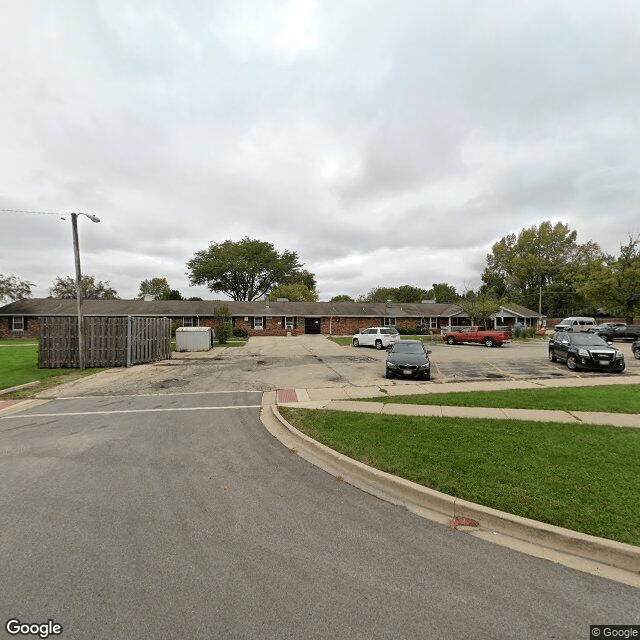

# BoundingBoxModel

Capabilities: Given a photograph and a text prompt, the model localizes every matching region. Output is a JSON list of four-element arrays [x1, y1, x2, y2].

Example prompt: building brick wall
[[0, 316, 40, 339], [231, 316, 305, 336]]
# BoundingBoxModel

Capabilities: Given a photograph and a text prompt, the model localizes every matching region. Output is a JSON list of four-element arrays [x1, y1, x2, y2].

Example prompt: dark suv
[[595, 323, 640, 342], [548, 331, 625, 373]]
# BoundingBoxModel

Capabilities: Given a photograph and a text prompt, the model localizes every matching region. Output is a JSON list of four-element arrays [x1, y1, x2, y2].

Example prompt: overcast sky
[[2, 0, 639, 302]]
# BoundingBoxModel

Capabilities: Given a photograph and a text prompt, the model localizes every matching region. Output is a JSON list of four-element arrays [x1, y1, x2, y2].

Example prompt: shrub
[[216, 321, 233, 344], [513, 328, 536, 339], [233, 328, 248, 338], [396, 326, 415, 335]]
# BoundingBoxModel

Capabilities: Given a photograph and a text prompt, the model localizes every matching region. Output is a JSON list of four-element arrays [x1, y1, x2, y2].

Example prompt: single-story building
[[0, 298, 544, 339]]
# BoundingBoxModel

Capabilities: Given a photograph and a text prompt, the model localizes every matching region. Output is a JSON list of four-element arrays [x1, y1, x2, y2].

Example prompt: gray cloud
[[2, 0, 640, 302]]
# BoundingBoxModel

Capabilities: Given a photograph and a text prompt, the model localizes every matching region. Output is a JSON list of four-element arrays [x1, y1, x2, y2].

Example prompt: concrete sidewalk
[[271, 376, 640, 428]]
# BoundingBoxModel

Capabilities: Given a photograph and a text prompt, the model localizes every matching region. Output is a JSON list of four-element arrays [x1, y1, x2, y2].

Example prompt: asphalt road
[[1, 391, 638, 639]]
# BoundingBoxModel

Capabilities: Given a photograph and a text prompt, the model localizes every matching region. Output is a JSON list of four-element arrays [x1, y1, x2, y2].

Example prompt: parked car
[[385, 340, 431, 380], [352, 327, 401, 350], [633, 339, 640, 360], [595, 323, 640, 342], [586, 321, 626, 334], [548, 331, 625, 372], [442, 326, 512, 347], [553, 317, 597, 332]]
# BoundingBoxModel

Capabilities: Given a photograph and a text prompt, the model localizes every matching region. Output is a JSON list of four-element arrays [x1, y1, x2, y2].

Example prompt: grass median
[[359, 384, 640, 414], [280, 407, 640, 546], [0, 342, 101, 395]]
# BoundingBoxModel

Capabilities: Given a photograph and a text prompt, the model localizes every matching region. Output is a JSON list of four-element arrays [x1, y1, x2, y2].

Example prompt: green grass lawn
[[0, 343, 101, 394], [359, 384, 640, 414], [280, 407, 640, 545]]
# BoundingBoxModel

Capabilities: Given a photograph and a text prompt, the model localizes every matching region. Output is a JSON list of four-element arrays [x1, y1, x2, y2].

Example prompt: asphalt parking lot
[[38, 335, 640, 398]]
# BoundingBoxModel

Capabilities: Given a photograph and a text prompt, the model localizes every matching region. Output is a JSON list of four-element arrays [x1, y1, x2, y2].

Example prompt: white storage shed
[[175, 326, 213, 351]]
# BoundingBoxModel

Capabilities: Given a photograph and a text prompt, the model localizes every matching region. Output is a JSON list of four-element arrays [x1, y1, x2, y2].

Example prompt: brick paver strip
[[277, 389, 298, 403]]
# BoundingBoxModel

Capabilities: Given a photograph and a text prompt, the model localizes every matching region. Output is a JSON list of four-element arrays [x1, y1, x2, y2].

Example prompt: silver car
[[352, 327, 401, 350]]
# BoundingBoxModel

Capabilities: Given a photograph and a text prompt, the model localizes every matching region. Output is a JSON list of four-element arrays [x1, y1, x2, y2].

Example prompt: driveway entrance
[[36, 335, 639, 399]]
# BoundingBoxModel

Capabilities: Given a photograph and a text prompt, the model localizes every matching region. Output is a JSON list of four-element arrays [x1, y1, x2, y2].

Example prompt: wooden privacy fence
[[39, 316, 171, 368]]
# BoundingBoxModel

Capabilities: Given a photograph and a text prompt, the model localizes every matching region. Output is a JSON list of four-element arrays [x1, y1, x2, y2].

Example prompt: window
[[253, 317, 264, 330], [284, 317, 294, 330], [182, 316, 197, 327], [381, 317, 396, 326], [11, 316, 24, 331]]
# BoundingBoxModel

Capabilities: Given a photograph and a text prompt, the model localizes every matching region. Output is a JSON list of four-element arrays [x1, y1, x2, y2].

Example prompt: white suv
[[554, 317, 597, 332], [352, 327, 401, 349]]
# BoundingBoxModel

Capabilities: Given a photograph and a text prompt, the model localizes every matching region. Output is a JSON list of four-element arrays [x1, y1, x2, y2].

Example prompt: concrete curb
[[263, 404, 640, 581], [0, 381, 41, 396]]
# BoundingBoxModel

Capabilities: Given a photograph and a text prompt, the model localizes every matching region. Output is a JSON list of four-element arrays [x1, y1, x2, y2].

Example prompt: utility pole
[[71, 213, 85, 369], [539, 286, 542, 315], [70, 212, 100, 370]]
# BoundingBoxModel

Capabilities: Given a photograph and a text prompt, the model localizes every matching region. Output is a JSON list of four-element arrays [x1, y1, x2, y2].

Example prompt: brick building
[[0, 298, 543, 339]]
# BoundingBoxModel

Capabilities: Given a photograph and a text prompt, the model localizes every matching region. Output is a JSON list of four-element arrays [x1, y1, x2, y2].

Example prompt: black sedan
[[633, 339, 640, 360], [385, 340, 431, 380], [548, 331, 625, 373]]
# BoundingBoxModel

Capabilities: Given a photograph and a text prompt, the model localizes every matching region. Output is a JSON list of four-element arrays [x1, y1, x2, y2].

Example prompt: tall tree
[[187, 237, 306, 301], [360, 285, 427, 303], [138, 277, 171, 300], [330, 295, 355, 302], [425, 283, 458, 303], [0, 274, 33, 302], [49, 275, 118, 299], [481, 221, 607, 316], [280, 269, 317, 294], [577, 235, 640, 322], [457, 293, 502, 327], [269, 283, 318, 302]]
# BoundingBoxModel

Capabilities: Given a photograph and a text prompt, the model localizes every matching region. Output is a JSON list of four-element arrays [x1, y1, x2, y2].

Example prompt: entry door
[[304, 317, 321, 334]]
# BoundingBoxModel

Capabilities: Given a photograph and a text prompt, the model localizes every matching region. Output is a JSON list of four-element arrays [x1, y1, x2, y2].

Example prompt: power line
[[0, 209, 76, 215]]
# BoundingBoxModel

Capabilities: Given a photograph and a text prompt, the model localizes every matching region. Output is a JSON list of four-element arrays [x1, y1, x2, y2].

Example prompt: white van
[[554, 317, 597, 332]]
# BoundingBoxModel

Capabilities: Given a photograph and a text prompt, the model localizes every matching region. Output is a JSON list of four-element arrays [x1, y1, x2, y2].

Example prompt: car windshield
[[571, 334, 609, 347], [391, 343, 423, 354]]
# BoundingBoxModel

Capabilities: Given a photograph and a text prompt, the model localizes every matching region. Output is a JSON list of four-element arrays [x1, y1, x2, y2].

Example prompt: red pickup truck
[[443, 326, 512, 347]]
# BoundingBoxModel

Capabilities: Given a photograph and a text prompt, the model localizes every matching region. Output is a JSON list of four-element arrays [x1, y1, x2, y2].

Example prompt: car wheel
[[484, 337, 495, 347], [566, 355, 579, 371], [385, 370, 392, 379], [548, 350, 557, 362], [352, 338, 359, 347], [446, 336, 456, 345], [424, 372, 431, 381], [615, 362, 626, 373], [375, 339, 383, 350], [634, 348, 640, 360]]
